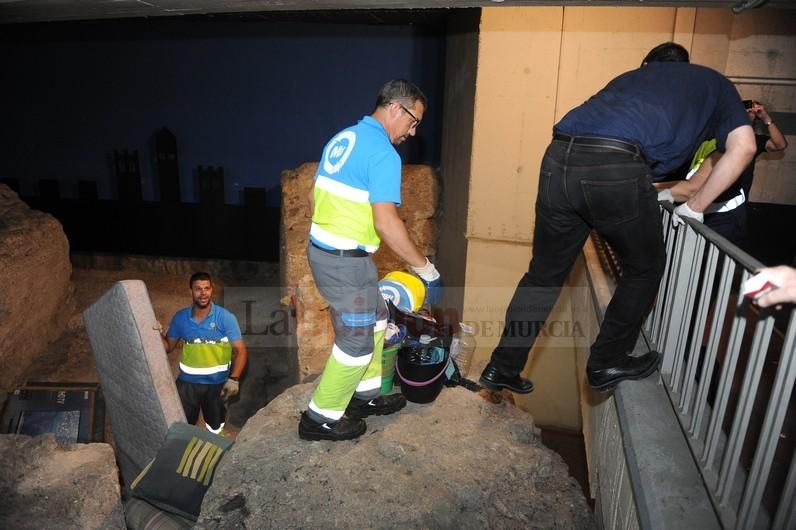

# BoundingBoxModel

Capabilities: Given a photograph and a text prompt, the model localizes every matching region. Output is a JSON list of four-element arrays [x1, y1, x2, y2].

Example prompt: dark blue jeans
[[490, 138, 666, 374]]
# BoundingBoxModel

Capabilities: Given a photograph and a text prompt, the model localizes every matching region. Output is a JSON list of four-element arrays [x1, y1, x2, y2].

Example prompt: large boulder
[[0, 185, 73, 396], [0, 434, 125, 529], [197, 384, 595, 529]]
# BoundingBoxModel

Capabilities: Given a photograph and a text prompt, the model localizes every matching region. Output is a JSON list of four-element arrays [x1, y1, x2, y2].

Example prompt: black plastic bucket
[[395, 346, 450, 404]]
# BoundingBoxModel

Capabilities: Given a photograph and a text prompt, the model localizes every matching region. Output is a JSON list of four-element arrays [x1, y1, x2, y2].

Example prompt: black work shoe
[[298, 411, 366, 441], [587, 351, 660, 392], [479, 362, 534, 394], [345, 394, 407, 419]]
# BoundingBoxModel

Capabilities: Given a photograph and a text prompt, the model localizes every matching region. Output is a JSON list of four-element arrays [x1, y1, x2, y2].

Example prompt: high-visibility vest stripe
[[308, 399, 345, 421], [179, 362, 230, 375], [331, 343, 373, 366], [315, 175, 370, 203], [355, 376, 381, 392], [310, 223, 377, 252]]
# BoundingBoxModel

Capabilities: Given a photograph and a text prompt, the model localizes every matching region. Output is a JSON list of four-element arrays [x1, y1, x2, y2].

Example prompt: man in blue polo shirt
[[479, 42, 756, 394], [162, 272, 248, 434], [299, 79, 443, 441]]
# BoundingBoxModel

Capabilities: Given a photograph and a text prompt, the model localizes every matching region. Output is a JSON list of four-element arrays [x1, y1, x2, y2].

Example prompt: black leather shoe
[[345, 394, 407, 419], [479, 362, 534, 394], [298, 411, 366, 441], [587, 351, 660, 392]]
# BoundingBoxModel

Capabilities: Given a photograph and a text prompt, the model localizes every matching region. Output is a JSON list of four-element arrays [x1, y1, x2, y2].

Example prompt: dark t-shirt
[[555, 62, 749, 177]]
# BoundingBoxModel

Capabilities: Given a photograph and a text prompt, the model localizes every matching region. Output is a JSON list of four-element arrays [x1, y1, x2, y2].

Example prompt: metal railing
[[645, 203, 796, 530]]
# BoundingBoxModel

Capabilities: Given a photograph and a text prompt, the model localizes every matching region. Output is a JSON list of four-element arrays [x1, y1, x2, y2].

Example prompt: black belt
[[311, 241, 369, 257], [553, 133, 643, 158]]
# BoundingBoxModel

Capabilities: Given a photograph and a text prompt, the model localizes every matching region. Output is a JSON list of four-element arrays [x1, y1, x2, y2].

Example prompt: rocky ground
[[0, 434, 125, 529], [3, 257, 595, 529], [198, 383, 596, 530]]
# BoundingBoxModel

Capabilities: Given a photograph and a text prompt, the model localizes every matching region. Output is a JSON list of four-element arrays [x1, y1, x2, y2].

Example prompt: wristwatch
[[765, 119, 773, 126], [228, 376, 239, 382]]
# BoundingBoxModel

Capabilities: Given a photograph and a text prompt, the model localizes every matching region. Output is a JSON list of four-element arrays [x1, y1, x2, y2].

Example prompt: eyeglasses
[[397, 102, 421, 128]]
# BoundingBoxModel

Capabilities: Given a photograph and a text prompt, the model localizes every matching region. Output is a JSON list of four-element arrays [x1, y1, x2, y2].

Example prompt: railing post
[[671, 231, 706, 395], [680, 244, 719, 416], [690, 255, 735, 439], [741, 310, 796, 529], [716, 314, 775, 504], [702, 272, 748, 474], [659, 224, 699, 382], [651, 209, 677, 349]]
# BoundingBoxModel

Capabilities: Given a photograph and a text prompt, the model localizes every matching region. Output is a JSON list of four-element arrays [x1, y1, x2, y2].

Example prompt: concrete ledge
[[582, 237, 720, 530], [615, 373, 720, 530]]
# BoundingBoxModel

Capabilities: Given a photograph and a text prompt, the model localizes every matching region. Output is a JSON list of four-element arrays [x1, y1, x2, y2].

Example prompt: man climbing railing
[[646, 202, 796, 530]]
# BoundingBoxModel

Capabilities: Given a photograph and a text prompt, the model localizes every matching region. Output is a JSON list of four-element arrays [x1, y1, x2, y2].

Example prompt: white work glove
[[411, 258, 440, 282], [672, 201, 703, 227], [411, 258, 443, 305], [220, 378, 240, 403], [657, 189, 674, 203]]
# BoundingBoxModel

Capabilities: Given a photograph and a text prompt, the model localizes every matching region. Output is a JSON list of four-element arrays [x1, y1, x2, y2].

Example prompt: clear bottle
[[450, 323, 476, 377], [418, 334, 434, 363]]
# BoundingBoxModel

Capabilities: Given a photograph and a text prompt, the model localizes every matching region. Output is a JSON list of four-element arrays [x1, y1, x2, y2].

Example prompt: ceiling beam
[[0, 0, 792, 26]]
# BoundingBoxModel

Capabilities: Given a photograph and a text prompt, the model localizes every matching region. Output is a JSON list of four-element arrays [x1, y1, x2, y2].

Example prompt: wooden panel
[[556, 7, 681, 118], [674, 7, 697, 51], [690, 8, 734, 72], [468, 7, 563, 243]]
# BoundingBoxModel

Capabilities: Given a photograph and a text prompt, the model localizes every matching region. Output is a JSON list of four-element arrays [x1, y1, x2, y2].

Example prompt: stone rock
[[296, 307, 334, 378], [0, 185, 73, 397], [197, 384, 595, 529], [0, 434, 125, 529]]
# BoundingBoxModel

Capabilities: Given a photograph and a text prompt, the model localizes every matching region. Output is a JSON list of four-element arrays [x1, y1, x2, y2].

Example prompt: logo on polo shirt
[[323, 131, 356, 175]]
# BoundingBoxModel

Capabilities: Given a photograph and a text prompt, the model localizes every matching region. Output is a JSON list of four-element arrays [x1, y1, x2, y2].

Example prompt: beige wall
[[449, 6, 796, 430]]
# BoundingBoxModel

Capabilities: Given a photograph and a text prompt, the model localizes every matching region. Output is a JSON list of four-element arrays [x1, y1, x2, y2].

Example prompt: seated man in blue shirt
[[479, 42, 756, 394], [161, 272, 248, 434]]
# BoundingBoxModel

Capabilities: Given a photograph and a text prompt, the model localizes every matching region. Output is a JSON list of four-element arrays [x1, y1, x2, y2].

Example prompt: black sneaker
[[345, 394, 407, 419], [298, 411, 366, 441]]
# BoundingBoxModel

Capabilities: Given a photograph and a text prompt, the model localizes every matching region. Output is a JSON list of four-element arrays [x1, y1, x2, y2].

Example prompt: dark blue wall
[[1, 19, 446, 206]]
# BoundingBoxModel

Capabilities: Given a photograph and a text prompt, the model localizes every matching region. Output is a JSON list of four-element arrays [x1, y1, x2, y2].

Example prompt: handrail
[[645, 201, 796, 530]]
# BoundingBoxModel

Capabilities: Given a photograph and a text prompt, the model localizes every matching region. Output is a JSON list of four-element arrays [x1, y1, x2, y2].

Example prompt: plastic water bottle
[[450, 323, 476, 377], [418, 334, 434, 363]]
